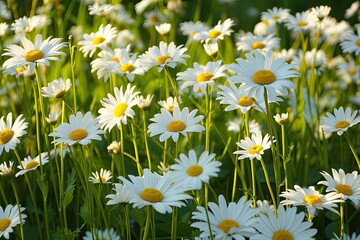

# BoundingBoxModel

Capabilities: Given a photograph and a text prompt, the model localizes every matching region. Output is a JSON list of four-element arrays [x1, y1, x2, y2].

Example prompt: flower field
[[0, 0, 360, 239]]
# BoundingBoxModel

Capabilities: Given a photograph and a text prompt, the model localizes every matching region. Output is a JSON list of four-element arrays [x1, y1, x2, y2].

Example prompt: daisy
[[143, 10, 165, 28], [253, 20, 277, 36], [333, 233, 360, 240], [318, 169, 360, 205], [226, 118, 262, 134], [0, 23, 9, 37], [180, 21, 209, 40], [135, 0, 158, 14], [10, 15, 41, 36], [110, 5, 135, 26], [261, 7, 290, 23], [106, 183, 133, 205], [2, 34, 67, 73], [170, 149, 221, 190], [82, 228, 120, 240], [274, 112, 289, 125], [78, 24, 118, 57], [280, 185, 343, 218], [285, 11, 319, 33], [46, 111, 61, 126], [256, 200, 274, 216], [137, 41, 189, 72], [234, 132, 272, 161], [340, 29, 360, 56], [228, 50, 298, 101], [194, 18, 234, 44], [89, 168, 112, 184], [250, 205, 317, 240], [107, 141, 120, 154], [0, 204, 27, 240], [15, 153, 49, 177], [148, 106, 205, 142], [41, 77, 71, 98], [236, 33, 280, 54], [90, 48, 119, 82], [88, 2, 114, 16], [158, 96, 179, 111], [0, 113, 28, 156], [336, 58, 359, 84], [155, 23, 171, 35], [0, 1, 10, 20], [98, 84, 141, 132], [320, 106, 360, 136], [203, 42, 219, 57], [119, 169, 191, 214], [176, 60, 227, 93], [345, 1, 360, 19], [0, 161, 14, 178], [49, 111, 105, 145], [191, 195, 259, 239], [136, 94, 154, 110], [311, 5, 331, 20]]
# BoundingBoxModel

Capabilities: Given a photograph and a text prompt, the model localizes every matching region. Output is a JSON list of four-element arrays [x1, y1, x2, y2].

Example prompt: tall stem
[[260, 158, 277, 212], [142, 111, 152, 170], [344, 132, 360, 170]]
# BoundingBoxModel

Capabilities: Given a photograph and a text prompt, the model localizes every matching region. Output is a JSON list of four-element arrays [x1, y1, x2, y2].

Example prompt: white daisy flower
[[109, 48, 144, 82], [10, 15, 41, 36], [106, 183, 133, 205], [274, 112, 289, 125], [88, 2, 114, 16], [340, 29, 360, 56], [256, 199, 274, 216], [311, 5, 331, 20], [41, 77, 71, 98], [203, 42, 219, 57], [0, 113, 28, 156], [320, 106, 360, 136], [236, 33, 280, 54], [0, 204, 27, 240], [0, 1, 11, 20], [318, 169, 360, 205], [180, 21, 209, 40], [158, 96, 179, 111], [143, 10, 165, 28], [0, 22, 9, 37], [280, 185, 343, 217], [228, 50, 298, 101], [78, 24, 118, 57], [250, 205, 317, 240], [261, 7, 290, 23], [226, 118, 262, 134], [0, 160, 14, 177], [49, 111, 105, 145], [234, 132, 272, 160], [90, 48, 119, 82], [82, 228, 120, 240], [89, 168, 112, 184], [192, 195, 259, 239], [148, 106, 205, 142], [194, 18, 234, 44], [345, 1, 360, 19], [135, 0, 158, 14], [46, 111, 61, 126], [136, 94, 154, 110], [333, 233, 360, 240], [170, 149, 221, 190], [2, 34, 67, 73], [107, 141, 120, 154], [155, 23, 171, 35], [176, 60, 227, 93], [119, 169, 192, 214], [285, 10, 319, 33], [138, 41, 189, 72], [98, 84, 141, 132], [336, 58, 359, 84], [15, 153, 49, 177]]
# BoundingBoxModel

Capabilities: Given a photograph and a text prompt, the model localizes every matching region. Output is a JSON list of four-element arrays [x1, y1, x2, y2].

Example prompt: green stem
[[131, 122, 143, 176], [120, 123, 125, 177], [281, 125, 288, 192], [124, 205, 131, 240], [204, 184, 214, 240], [143, 206, 152, 240], [143, 111, 152, 170], [260, 158, 277, 212], [344, 132, 360, 170], [10, 180, 25, 240], [171, 207, 178, 240], [162, 140, 168, 166], [164, 67, 181, 106], [69, 41, 77, 112], [340, 202, 344, 240]]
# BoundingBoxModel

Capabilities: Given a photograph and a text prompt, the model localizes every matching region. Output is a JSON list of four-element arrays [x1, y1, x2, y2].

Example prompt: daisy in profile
[[136, 94, 154, 110], [192, 195, 258, 239], [261, 7, 290, 23], [256, 200, 274, 216], [107, 141, 120, 154], [280, 185, 343, 218], [274, 112, 289, 125], [180, 21, 209, 40], [228, 50, 298, 101], [320, 106, 360, 136], [340, 29, 360, 56], [236, 33, 280, 54], [88, 2, 114, 16], [345, 1, 360, 19], [194, 18, 234, 44], [170, 149, 221, 190], [41, 77, 71, 98], [311, 5, 331, 20], [203, 42, 219, 57], [176, 60, 227, 93], [98, 84, 140, 132], [89, 168, 112, 184], [78, 24, 118, 57], [148, 106, 205, 142], [158, 96, 179, 111], [135, 0, 158, 14], [250, 205, 317, 240], [15, 153, 49, 177], [285, 10, 319, 33], [234, 132, 272, 161], [49, 111, 104, 145], [2, 34, 67, 73], [106, 183, 133, 205], [0, 113, 28, 156], [109, 48, 144, 82], [0, 161, 14, 178], [318, 169, 360, 205], [0, 204, 27, 240], [155, 23, 171, 35], [138, 41, 189, 72], [82, 228, 120, 240], [226, 118, 262, 134], [119, 169, 191, 214]]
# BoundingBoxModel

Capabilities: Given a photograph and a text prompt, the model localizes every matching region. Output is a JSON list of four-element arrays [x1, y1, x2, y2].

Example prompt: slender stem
[[204, 184, 214, 240], [131, 122, 143, 176], [340, 202, 344, 240], [171, 207, 178, 240], [120, 123, 125, 177], [10, 180, 25, 240], [143, 111, 152, 170], [281, 125, 288, 192], [344, 132, 360, 170], [260, 158, 277, 212], [25, 174, 43, 240], [164, 67, 180, 106], [162, 140, 168, 166], [205, 86, 213, 152], [124, 205, 131, 240], [69, 41, 77, 112], [143, 206, 152, 240]]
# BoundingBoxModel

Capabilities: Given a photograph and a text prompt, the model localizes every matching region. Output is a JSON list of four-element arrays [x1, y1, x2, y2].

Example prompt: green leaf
[[62, 168, 76, 208]]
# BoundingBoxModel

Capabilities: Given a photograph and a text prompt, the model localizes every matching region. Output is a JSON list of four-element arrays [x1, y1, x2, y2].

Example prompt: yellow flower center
[[111, 57, 119, 62], [120, 63, 135, 73], [238, 96, 254, 107], [149, 16, 159, 24], [140, 188, 164, 203], [348, 69, 356, 75], [156, 55, 172, 64], [68, 128, 88, 141], [335, 120, 350, 129], [190, 31, 196, 36], [16, 66, 26, 74], [196, 73, 214, 82], [272, 230, 294, 240], [24, 50, 44, 62], [252, 41, 265, 49], [252, 70, 276, 85], [25, 160, 39, 170], [304, 194, 323, 205], [336, 184, 353, 196], [0, 129, 14, 145], [167, 105, 175, 112], [249, 145, 263, 155], [209, 30, 221, 38], [297, 21, 308, 27], [0, 218, 11, 231], [92, 36, 106, 45], [114, 103, 128, 117], [217, 219, 239, 233], [187, 165, 203, 176], [356, 38, 360, 47], [96, 176, 107, 183], [262, 20, 269, 25], [272, 15, 280, 20], [55, 90, 67, 98], [167, 120, 186, 132]]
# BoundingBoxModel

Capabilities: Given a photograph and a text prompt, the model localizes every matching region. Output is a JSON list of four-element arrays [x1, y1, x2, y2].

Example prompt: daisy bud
[[203, 42, 218, 57], [274, 113, 289, 125], [0, 161, 14, 178], [46, 111, 61, 125], [107, 141, 121, 154]]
